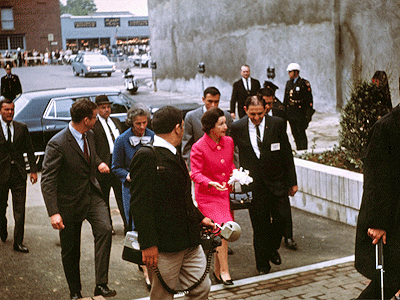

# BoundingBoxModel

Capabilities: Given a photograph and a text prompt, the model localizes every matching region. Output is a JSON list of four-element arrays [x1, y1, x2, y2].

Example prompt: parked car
[[127, 52, 151, 67], [71, 53, 116, 77], [12, 87, 201, 168]]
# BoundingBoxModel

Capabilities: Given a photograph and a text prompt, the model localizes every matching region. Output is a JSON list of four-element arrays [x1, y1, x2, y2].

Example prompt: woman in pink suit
[[190, 107, 236, 285]]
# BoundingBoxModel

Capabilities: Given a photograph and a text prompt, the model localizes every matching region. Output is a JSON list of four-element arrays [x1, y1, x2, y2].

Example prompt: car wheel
[[107, 73, 112, 77], [82, 70, 88, 77], [73, 68, 79, 76]]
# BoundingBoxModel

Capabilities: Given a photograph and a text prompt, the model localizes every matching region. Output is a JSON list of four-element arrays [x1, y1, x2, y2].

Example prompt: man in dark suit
[[93, 95, 126, 232], [355, 105, 400, 299], [230, 65, 261, 119], [130, 106, 215, 299], [283, 63, 314, 150], [230, 95, 297, 274], [1, 64, 22, 100], [257, 87, 297, 250], [0, 98, 37, 253], [41, 99, 116, 300], [182, 86, 233, 169]]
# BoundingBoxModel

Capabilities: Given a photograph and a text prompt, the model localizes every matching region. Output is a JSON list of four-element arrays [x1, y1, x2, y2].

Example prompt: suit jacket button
[[220, 159, 225, 163], [217, 146, 221, 150]]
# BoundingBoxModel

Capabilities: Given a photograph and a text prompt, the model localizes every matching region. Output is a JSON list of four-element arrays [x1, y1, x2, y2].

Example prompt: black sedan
[[13, 87, 200, 168]]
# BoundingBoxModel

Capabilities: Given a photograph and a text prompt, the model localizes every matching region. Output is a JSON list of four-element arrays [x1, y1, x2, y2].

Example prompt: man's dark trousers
[[248, 186, 284, 271], [97, 169, 126, 230], [0, 164, 26, 244], [59, 189, 112, 294]]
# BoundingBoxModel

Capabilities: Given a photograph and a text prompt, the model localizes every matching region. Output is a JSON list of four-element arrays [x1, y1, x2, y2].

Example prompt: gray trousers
[[59, 193, 112, 294], [149, 245, 211, 300]]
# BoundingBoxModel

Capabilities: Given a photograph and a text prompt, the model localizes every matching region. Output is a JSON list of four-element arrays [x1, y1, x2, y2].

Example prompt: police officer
[[283, 63, 314, 150], [1, 64, 22, 101]]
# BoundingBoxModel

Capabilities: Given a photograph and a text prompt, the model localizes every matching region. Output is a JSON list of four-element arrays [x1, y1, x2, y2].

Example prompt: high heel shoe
[[213, 272, 223, 284], [145, 277, 151, 291], [220, 274, 234, 286]]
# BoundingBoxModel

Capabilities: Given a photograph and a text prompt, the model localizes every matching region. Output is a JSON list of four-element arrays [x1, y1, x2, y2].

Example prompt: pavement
[[0, 67, 375, 300]]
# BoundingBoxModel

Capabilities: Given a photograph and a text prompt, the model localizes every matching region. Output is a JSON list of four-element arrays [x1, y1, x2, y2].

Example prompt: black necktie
[[82, 133, 90, 162], [246, 79, 250, 93], [7, 123, 12, 145], [256, 125, 262, 150], [106, 119, 115, 142]]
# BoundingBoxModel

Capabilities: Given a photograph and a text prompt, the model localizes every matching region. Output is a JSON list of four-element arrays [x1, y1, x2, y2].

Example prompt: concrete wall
[[148, 0, 400, 112], [292, 158, 363, 226]]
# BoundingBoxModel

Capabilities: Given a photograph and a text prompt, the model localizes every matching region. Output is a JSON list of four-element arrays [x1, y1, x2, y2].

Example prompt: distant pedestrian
[[1, 63, 22, 100], [0, 98, 37, 253], [41, 99, 117, 300], [283, 63, 314, 150], [230, 65, 261, 119]]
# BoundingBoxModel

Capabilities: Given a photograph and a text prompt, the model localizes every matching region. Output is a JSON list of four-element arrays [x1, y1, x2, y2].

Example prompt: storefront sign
[[128, 20, 148, 26], [104, 18, 120, 27], [74, 21, 96, 28]]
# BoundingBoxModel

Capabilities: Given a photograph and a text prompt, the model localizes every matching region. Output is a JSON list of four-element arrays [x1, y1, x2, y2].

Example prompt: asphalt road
[[0, 64, 355, 300]]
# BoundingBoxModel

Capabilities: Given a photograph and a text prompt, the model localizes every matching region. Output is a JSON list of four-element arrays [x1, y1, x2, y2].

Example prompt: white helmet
[[286, 63, 300, 72], [219, 221, 241, 242]]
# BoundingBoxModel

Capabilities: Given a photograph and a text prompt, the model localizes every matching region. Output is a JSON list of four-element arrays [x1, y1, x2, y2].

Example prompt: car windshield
[[84, 56, 109, 64], [13, 94, 31, 117]]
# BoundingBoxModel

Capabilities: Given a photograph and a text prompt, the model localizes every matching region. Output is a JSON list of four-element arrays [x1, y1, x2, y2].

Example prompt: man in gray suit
[[41, 99, 116, 300], [182, 86, 233, 169]]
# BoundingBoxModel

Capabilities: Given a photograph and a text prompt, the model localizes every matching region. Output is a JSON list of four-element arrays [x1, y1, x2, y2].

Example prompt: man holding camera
[[130, 106, 215, 299]]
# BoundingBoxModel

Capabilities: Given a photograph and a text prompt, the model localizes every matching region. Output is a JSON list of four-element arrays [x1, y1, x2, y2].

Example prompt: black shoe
[[94, 284, 117, 297], [285, 238, 298, 250], [228, 247, 234, 255], [13, 243, 29, 253], [270, 250, 281, 265], [220, 274, 234, 286], [213, 272, 223, 284], [258, 265, 271, 275], [70, 292, 82, 300]]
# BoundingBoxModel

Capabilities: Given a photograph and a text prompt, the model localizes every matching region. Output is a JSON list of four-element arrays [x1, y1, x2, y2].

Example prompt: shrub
[[339, 80, 391, 164]]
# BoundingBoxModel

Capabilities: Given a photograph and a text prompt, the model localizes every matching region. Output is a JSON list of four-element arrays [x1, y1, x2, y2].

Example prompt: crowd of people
[[2, 58, 399, 300]]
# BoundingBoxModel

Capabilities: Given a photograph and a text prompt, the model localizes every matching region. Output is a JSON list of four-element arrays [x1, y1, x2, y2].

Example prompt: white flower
[[228, 167, 253, 186]]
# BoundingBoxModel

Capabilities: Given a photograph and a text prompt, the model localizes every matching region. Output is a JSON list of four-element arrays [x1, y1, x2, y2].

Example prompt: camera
[[200, 231, 221, 253]]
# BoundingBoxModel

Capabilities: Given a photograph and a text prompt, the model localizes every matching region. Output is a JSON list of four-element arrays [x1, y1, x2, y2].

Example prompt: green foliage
[[299, 79, 391, 173], [297, 145, 363, 173], [60, 0, 96, 16], [339, 81, 390, 163]]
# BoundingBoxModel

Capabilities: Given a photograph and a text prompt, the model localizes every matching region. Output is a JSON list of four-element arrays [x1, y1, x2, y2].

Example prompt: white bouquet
[[228, 167, 253, 186]]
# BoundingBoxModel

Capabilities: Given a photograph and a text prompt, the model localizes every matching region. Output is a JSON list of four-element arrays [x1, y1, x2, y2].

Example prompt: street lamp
[[198, 62, 205, 93], [150, 60, 157, 92]]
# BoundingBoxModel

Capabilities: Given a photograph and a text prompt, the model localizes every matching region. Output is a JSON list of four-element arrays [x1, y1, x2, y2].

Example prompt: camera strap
[[152, 246, 214, 295]]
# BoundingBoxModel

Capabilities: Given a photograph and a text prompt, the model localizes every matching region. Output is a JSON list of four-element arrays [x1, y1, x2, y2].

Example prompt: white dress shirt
[[1, 118, 13, 142], [242, 77, 251, 91], [98, 116, 120, 154], [69, 122, 90, 156], [248, 117, 265, 159], [153, 135, 177, 155]]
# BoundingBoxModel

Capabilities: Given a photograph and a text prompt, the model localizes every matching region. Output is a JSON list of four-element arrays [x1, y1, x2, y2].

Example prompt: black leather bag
[[122, 231, 144, 265], [230, 183, 252, 210]]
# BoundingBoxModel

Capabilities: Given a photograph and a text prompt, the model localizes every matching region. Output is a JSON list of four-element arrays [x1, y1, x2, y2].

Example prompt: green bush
[[339, 80, 391, 165], [298, 80, 391, 173]]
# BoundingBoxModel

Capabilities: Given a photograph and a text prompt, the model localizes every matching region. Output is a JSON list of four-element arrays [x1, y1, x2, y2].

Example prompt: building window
[[1, 8, 14, 30], [10, 35, 23, 49]]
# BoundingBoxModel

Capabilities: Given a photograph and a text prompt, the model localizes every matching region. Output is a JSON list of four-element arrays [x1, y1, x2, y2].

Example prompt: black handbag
[[122, 230, 144, 265], [230, 182, 252, 210]]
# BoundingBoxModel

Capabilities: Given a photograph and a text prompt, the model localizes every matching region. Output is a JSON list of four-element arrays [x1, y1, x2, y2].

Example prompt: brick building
[[0, 0, 61, 52]]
